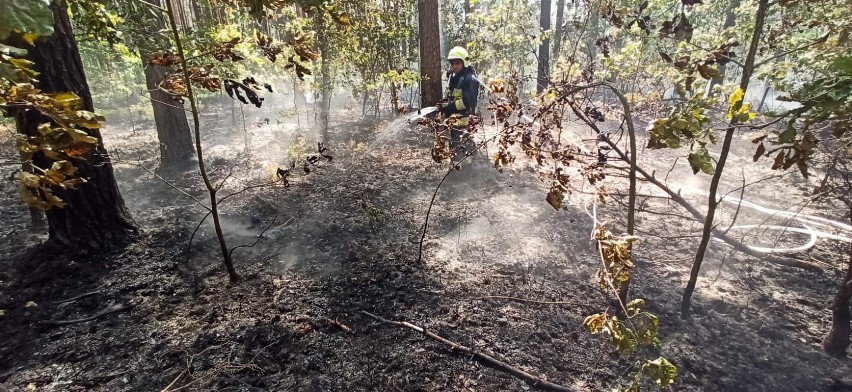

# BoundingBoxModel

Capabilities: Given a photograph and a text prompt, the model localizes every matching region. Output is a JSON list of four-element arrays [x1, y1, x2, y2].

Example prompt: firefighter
[[439, 46, 479, 160]]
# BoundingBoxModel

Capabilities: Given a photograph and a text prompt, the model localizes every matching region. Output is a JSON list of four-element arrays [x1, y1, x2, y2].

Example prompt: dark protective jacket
[[441, 66, 479, 117]]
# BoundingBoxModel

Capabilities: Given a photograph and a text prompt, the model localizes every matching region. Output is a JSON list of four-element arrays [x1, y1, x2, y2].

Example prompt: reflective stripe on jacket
[[443, 66, 479, 117]]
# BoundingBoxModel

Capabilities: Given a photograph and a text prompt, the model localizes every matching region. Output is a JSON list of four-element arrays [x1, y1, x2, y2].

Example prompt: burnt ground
[[1, 104, 851, 392]]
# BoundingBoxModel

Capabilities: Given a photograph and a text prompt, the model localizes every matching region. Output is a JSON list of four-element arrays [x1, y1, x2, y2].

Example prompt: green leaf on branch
[[688, 142, 715, 175], [641, 357, 678, 386], [0, 0, 54, 41], [832, 56, 852, 76], [778, 125, 797, 144]]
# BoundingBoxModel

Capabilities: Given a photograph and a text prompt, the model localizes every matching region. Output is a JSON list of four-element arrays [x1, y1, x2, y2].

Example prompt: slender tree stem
[[164, 0, 238, 282], [681, 0, 771, 317]]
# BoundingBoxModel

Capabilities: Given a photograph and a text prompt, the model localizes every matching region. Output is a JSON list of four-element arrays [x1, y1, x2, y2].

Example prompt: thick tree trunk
[[823, 210, 852, 356], [140, 50, 196, 170], [12, 0, 137, 252], [418, 0, 443, 107], [536, 0, 552, 94]]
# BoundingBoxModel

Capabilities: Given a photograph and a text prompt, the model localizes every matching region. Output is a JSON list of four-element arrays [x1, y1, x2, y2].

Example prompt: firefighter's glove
[[439, 101, 453, 116]]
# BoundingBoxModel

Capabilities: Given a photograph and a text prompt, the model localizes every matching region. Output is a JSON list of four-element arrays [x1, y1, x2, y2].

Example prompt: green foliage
[[587, 215, 675, 391], [0, 0, 54, 43], [0, 0, 107, 211], [466, 0, 538, 81], [646, 92, 719, 175], [68, 0, 123, 44]]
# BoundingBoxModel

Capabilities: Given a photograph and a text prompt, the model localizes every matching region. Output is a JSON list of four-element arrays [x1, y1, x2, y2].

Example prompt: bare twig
[[54, 290, 102, 304], [601, 137, 822, 271], [480, 295, 577, 305], [160, 370, 187, 392], [228, 217, 289, 258], [40, 302, 136, 326], [360, 311, 575, 392], [129, 161, 210, 211], [325, 317, 354, 334], [417, 133, 501, 263], [185, 211, 212, 263], [217, 178, 282, 204]]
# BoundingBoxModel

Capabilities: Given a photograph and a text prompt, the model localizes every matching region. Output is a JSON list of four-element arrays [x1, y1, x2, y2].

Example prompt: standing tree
[[418, 0, 442, 107], [118, 0, 196, 171], [536, 0, 551, 94], [317, 13, 332, 143], [2, 0, 138, 252], [681, 0, 770, 317], [551, 0, 565, 66]]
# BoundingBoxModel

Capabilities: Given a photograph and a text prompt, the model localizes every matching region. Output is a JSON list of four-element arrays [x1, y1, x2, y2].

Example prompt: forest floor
[[1, 103, 851, 392]]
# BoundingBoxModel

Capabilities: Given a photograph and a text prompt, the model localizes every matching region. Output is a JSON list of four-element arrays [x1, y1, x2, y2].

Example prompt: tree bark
[[823, 208, 852, 356], [140, 49, 196, 170], [681, 0, 769, 318], [536, 0, 552, 94], [704, 0, 739, 98], [418, 0, 443, 107], [552, 0, 565, 66], [12, 0, 137, 252], [135, 6, 195, 172], [317, 15, 332, 143]]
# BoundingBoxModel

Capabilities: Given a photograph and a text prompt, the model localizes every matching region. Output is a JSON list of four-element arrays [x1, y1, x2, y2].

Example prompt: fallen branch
[[159, 369, 187, 392], [40, 302, 136, 326], [360, 311, 575, 392], [54, 290, 101, 304], [480, 295, 577, 305], [325, 317, 354, 334]]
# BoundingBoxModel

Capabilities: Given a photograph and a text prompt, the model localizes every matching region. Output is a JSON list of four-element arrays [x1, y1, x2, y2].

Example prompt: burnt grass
[[1, 108, 851, 392]]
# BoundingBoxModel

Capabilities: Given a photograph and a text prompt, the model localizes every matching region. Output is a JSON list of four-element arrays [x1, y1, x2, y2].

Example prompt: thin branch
[[753, 33, 830, 69], [417, 132, 502, 264], [54, 290, 102, 304], [185, 211, 212, 263], [128, 161, 210, 211], [480, 296, 577, 305], [217, 178, 282, 204], [39, 302, 137, 326], [228, 217, 290, 258], [135, 0, 166, 11], [360, 311, 575, 392]]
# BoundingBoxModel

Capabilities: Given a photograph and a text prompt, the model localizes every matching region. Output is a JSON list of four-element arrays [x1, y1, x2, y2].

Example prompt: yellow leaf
[[19, 172, 41, 188], [726, 88, 744, 119], [22, 33, 38, 46], [48, 92, 82, 111], [25, 301, 38, 308], [729, 88, 743, 104]]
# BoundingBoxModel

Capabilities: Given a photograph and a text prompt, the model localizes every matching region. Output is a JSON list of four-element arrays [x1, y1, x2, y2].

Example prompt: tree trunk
[[704, 0, 739, 98], [12, 0, 137, 252], [136, 7, 195, 171], [552, 0, 565, 67], [681, 0, 769, 318], [317, 16, 332, 144], [19, 150, 46, 232], [586, 7, 600, 65], [140, 49, 196, 170], [823, 209, 852, 356], [418, 0, 443, 107], [536, 0, 552, 94]]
